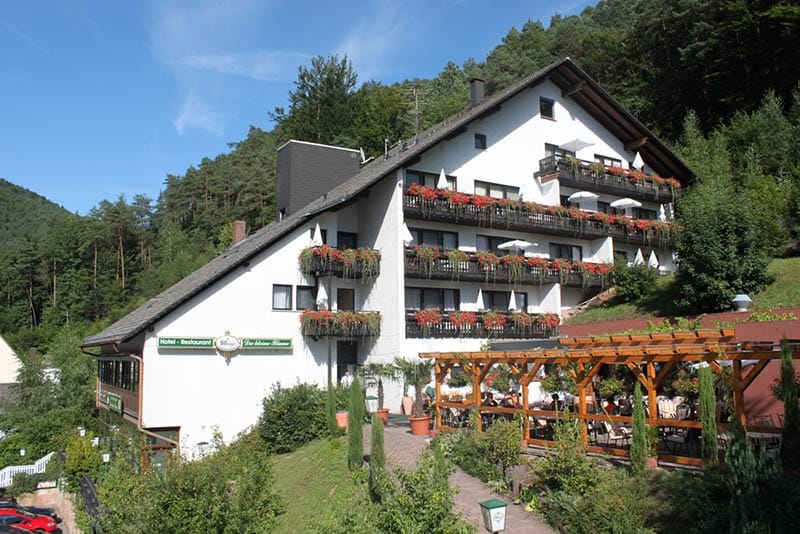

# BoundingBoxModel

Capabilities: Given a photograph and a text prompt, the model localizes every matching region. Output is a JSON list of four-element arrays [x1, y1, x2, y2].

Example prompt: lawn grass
[[270, 437, 365, 531], [564, 303, 656, 324], [753, 257, 800, 310]]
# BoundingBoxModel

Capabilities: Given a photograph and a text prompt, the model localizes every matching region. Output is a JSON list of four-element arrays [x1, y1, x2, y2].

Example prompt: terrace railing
[[402, 193, 673, 248], [403, 247, 610, 288], [405, 310, 557, 339], [536, 155, 680, 202], [300, 310, 381, 338], [0, 451, 54, 488]]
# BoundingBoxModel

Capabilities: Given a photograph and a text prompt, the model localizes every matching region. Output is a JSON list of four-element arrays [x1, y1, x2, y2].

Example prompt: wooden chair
[[663, 427, 690, 454], [601, 421, 630, 448]]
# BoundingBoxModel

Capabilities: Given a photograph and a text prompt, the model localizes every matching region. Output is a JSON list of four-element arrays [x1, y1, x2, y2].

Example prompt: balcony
[[406, 309, 558, 339], [299, 246, 380, 280], [402, 187, 673, 248], [98, 384, 139, 420], [404, 247, 611, 288], [300, 310, 381, 338], [536, 156, 680, 203]]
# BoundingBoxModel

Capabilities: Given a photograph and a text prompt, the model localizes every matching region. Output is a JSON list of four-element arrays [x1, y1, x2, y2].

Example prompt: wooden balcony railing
[[300, 310, 381, 338], [299, 246, 380, 280], [98, 384, 139, 419], [405, 310, 558, 339], [402, 192, 673, 248], [536, 155, 680, 202], [404, 247, 611, 288]]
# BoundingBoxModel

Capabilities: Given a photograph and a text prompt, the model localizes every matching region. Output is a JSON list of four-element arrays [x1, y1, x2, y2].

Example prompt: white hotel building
[[83, 59, 692, 457]]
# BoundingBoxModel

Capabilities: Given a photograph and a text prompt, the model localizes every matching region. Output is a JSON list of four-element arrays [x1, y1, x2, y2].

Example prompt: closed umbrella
[[610, 197, 642, 210], [316, 282, 329, 311], [477, 288, 485, 311], [648, 250, 659, 269], [633, 248, 645, 265], [311, 223, 323, 246], [658, 204, 667, 222], [632, 151, 645, 170], [520, 180, 537, 202], [437, 168, 449, 189], [402, 222, 415, 246], [509, 290, 518, 311]]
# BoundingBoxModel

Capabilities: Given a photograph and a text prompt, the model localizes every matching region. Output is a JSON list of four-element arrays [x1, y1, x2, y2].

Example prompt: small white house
[[83, 58, 693, 457], [0, 335, 21, 403]]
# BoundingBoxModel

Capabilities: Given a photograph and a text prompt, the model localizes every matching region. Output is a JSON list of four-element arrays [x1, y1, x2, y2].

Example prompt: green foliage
[[97, 430, 283, 534], [393, 357, 433, 417], [348, 379, 364, 470], [369, 414, 385, 480], [612, 262, 659, 303], [539, 411, 597, 495], [629, 382, 649, 476], [326, 384, 342, 439], [64, 431, 103, 486], [753, 258, 800, 311], [258, 382, 327, 453], [778, 340, 800, 473], [698, 367, 719, 470]]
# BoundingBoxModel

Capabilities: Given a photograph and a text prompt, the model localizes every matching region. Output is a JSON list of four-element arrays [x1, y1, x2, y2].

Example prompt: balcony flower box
[[301, 310, 381, 338], [299, 245, 381, 281]]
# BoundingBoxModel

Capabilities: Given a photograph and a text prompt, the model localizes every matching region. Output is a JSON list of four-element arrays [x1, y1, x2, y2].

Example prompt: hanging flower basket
[[414, 245, 441, 278], [476, 251, 500, 282], [482, 311, 506, 336], [445, 249, 469, 280], [415, 308, 443, 337], [502, 254, 526, 286], [448, 310, 477, 335]]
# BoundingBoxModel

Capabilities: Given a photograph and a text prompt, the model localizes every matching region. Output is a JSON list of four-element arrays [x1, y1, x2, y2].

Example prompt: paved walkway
[[365, 419, 554, 534]]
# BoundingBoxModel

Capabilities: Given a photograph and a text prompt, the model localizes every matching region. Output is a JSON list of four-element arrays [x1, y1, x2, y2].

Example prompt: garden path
[[366, 417, 554, 533]]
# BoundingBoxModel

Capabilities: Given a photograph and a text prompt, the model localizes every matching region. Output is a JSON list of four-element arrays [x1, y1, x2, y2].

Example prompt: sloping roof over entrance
[[83, 58, 692, 348]]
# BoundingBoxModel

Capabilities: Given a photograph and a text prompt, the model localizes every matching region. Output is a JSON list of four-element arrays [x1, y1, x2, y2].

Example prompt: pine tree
[[348, 378, 364, 470], [629, 381, 648, 476], [699, 366, 719, 470]]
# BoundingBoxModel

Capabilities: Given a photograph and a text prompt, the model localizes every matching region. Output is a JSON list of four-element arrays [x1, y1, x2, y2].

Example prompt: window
[[633, 207, 657, 220], [405, 170, 457, 191], [98, 359, 139, 392], [597, 201, 624, 215], [540, 97, 555, 119], [594, 154, 621, 167], [544, 143, 575, 161], [474, 180, 519, 200], [272, 284, 292, 310], [474, 133, 487, 149], [337, 232, 358, 249], [549, 243, 583, 261], [476, 234, 520, 255], [405, 287, 459, 311], [296, 286, 315, 310], [337, 288, 355, 311], [408, 228, 458, 249], [483, 291, 509, 311]]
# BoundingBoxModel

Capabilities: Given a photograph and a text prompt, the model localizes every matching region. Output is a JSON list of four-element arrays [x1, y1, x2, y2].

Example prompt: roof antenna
[[359, 147, 374, 165], [384, 136, 390, 160]]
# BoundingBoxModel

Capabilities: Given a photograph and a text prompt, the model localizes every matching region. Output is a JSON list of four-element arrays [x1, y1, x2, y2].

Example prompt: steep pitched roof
[[83, 58, 691, 348]]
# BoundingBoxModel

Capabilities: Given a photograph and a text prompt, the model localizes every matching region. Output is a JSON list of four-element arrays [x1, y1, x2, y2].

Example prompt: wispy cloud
[[173, 92, 225, 136], [335, 2, 410, 80], [0, 15, 54, 60], [179, 50, 309, 81]]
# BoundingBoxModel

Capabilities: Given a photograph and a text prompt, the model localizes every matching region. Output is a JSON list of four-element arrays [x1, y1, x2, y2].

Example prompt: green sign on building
[[158, 337, 214, 348], [241, 338, 292, 350], [107, 392, 122, 414]]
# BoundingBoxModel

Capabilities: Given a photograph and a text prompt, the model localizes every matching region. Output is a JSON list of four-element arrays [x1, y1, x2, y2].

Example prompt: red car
[[0, 509, 58, 533]]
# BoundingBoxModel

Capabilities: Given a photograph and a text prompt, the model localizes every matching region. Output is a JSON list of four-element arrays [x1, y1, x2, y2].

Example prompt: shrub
[[538, 411, 598, 495], [698, 367, 718, 470], [259, 382, 327, 453], [629, 382, 649, 476], [437, 419, 521, 486], [326, 385, 342, 439], [348, 379, 365, 470], [612, 262, 659, 303]]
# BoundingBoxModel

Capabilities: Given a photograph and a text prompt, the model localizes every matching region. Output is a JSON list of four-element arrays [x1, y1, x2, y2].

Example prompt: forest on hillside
[[1, 0, 799, 355]]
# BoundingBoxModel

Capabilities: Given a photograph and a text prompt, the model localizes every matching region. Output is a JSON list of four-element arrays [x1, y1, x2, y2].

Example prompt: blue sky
[[0, 1, 595, 215]]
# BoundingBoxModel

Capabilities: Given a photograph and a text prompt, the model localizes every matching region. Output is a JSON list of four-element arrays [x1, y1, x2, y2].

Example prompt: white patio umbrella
[[402, 222, 415, 246], [633, 248, 645, 265], [567, 191, 599, 202], [311, 223, 323, 246], [519, 180, 537, 202], [560, 138, 594, 153], [315, 282, 329, 311], [437, 168, 449, 189], [497, 239, 535, 254], [610, 197, 642, 210], [509, 290, 518, 311], [477, 288, 485, 311], [648, 250, 659, 269], [632, 151, 645, 170]]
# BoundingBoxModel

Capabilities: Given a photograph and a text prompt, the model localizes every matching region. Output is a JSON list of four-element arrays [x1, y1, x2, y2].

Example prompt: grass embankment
[[567, 257, 800, 325], [271, 437, 360, 531]]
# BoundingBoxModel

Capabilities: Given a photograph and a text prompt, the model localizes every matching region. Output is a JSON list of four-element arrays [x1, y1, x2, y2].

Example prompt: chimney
[[232, 220, 247, 245], [470, 78, 485, 107]]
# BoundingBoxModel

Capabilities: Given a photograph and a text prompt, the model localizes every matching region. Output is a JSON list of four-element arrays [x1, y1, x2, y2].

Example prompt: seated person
[[547, 393, 562, 412], [604, 396, 618, 415], [481, 391, 498, 406], [503, 390, 521, 409]]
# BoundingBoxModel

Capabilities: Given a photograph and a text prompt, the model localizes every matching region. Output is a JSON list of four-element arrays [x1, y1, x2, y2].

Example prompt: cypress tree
[[326, 383, 339, 438], [778, 339, 800, 474], [699, 366, 718, 470], [629, 381, 648, 476], [348, 378, 364, 470], [370, 413, 385, 472]]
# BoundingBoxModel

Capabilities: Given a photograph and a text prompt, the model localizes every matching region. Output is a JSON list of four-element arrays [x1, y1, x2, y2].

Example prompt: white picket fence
[[0, 452, 54, 488]]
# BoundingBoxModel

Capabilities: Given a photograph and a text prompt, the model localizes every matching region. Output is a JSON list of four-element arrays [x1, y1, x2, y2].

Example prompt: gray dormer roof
[[83, 58, 691, 348]]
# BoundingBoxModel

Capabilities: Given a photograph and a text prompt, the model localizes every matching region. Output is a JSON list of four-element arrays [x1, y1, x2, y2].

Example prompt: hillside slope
[[0, 178, 72, 242]]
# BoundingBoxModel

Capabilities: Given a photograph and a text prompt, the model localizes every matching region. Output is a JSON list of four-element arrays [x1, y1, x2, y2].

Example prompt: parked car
[[0, 509, 58, 532], [0, 504, 58, 523]]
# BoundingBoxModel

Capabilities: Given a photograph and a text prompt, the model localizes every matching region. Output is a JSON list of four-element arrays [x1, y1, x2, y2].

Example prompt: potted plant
[[359, 363, 396, 425], [393, 357, 434, 435]]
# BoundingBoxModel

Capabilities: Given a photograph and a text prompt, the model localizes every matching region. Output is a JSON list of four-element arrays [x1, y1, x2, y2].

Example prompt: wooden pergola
[[421, 329, 800, 466]]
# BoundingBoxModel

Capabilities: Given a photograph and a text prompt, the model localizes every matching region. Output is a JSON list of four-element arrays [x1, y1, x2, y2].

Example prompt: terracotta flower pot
[[336, 411, 349, 431], [402, 396, 413, 415], [409, 415, 430, 436], [376, 408, 390, 426]]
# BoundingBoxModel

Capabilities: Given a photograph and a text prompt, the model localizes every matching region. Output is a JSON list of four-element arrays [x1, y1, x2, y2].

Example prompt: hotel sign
[[241, 338, 292, 350], [106, 392, 123, 414], [158, 337, 214, 348]]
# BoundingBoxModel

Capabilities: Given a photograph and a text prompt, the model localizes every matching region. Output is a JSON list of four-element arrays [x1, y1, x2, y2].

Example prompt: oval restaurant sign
[[215, 334, 241, 353]]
